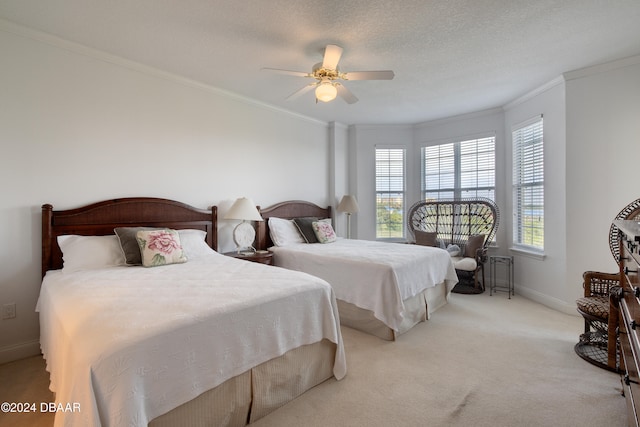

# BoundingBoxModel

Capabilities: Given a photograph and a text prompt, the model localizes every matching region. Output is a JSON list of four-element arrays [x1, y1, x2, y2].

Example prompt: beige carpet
[[253, 292, 626, 427], [0, 292, 627, 427]]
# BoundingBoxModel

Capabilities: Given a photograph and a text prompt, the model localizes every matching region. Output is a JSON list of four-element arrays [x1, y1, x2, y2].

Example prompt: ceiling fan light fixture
[[263, 44, 394, 105], [315, 81, 337, 102]]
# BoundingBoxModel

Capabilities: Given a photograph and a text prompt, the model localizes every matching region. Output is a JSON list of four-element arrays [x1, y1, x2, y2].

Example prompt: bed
[[256, 200, 459, 341], [38, 197, 346, 427]]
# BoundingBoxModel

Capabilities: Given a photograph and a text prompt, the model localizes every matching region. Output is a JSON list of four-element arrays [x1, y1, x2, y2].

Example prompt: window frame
[[375, 146, 406, 241], [511, 116, 544, 254], [420, 134, 496, 202]]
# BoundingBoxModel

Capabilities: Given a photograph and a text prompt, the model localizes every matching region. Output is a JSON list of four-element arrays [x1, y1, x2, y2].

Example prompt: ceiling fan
[[262, 44, 394, 104]]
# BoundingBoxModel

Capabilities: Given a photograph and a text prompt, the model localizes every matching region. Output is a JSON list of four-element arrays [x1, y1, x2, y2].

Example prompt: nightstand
[[223, 251, 273, 265]]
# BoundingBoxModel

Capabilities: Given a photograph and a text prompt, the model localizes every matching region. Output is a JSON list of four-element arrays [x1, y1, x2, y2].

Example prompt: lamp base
[[233, 221, 256, 253]]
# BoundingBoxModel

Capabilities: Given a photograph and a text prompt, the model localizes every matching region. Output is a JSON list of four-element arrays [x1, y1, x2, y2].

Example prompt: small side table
[[223, 251, 273, 265], [489, 255, 514, 298]]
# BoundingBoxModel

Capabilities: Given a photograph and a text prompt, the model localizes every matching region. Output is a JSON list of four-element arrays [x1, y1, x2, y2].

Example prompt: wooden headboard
[[42, 197, 217, 277], [256, 200, 332, 250]]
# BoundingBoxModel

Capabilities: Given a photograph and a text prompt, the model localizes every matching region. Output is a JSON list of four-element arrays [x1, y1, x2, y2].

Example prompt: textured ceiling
[[1, 0, 640, 125]]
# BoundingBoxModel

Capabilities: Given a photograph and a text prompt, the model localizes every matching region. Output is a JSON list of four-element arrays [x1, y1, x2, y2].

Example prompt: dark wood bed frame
[[256, 200, 332, 250], [255, 199, 452, 341], [39, 198, 341, 424], [41, 197, 217, 277]]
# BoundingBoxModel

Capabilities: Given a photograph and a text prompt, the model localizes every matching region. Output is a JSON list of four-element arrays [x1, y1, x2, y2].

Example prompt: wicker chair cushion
[[451, 257, 477, 272], [414, 230, 438, 247], [464, 234, 486, 258], [576, 296, 609, 320]]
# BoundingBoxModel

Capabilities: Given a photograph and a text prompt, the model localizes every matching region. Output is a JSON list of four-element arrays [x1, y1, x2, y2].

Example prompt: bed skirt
[[149, 339, 336, 427], [336, 282, 450, 341]]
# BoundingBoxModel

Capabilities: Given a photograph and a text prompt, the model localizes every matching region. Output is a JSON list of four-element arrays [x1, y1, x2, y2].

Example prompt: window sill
[[377, 238, 409, 244], [509, 246, 546, 260]]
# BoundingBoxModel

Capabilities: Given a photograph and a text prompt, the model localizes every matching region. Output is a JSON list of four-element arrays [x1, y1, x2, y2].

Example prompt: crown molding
[[502, 76, 565, 111], [413, 107, 503, 130], [563, 54, 640, 81], [350, 123, 414, 131]]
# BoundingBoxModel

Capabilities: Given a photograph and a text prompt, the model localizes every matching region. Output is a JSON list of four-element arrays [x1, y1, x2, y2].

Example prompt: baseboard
[[515, 286, 577, 316], [0, 339, 41, 364]]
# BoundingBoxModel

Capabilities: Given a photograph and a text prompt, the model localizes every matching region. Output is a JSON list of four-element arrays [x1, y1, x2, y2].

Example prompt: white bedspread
[[269, 239, 458, 331], [37, 251, 346, 427]]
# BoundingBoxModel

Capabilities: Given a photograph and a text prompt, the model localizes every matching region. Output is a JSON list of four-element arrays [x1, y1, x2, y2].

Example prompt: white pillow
[[268, 217, 305, 246], [178, 229, 214, 258], [446, 244, 461, 257], [58, 235, 125, 272]]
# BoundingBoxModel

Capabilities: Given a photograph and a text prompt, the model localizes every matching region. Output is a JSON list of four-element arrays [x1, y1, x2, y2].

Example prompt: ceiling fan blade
[[343, 70, 395, 80], [286, 83, 317, 100], [261, 68, 312, 78], [336, 83, 358, 104], [322, 44, 343, 70]]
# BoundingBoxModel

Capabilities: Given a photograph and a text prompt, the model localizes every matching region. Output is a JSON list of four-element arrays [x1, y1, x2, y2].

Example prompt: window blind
[[512, 117, 544, 250], [375, 148, 405, 239], [422, 136, 495, 201]]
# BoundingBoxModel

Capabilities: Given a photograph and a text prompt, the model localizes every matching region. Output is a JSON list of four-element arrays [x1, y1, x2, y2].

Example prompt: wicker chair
[[407, 198, 499, 293], [575, 198, 640, 372]]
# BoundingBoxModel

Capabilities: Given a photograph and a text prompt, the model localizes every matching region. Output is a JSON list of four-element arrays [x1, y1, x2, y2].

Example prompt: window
[[512, 117, 544, 251], [422, 136, 495, 201], [375, 147, 405, 239]]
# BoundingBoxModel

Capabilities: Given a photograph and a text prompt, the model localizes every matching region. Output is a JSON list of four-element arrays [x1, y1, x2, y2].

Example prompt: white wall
[[348, 99, 566, 310], [502, 56, 640, 312], [413, 108, 506, 249], [347, 55, 640, 314], [564, 57, 640, 302], [503, 78, 568, 311], [0, 26, 331, 362], [349, 110, 506, 244], [328, 122, 351, 237], [349, 124, 414, 240]]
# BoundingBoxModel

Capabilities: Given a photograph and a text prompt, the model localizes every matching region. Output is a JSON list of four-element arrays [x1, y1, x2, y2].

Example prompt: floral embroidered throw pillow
[[312, 219, 337, 244], [136, 229, 187, 267]]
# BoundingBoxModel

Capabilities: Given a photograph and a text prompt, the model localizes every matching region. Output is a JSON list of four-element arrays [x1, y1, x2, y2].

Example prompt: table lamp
[[224, 197, 263, 253]]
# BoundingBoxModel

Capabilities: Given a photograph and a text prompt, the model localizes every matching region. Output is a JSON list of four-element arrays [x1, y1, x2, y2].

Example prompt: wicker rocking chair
[[407, 198, 499, 293], [575, 198, 640, 372]]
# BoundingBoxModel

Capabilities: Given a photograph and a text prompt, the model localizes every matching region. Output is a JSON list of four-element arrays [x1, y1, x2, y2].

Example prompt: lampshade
[[337, 195, 359, 214], [224, 197, 263, 221], [315, 81, 337, 102]]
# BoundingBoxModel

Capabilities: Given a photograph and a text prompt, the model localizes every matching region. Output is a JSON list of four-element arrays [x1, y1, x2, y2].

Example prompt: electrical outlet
[[2, 303, 16, 319]]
